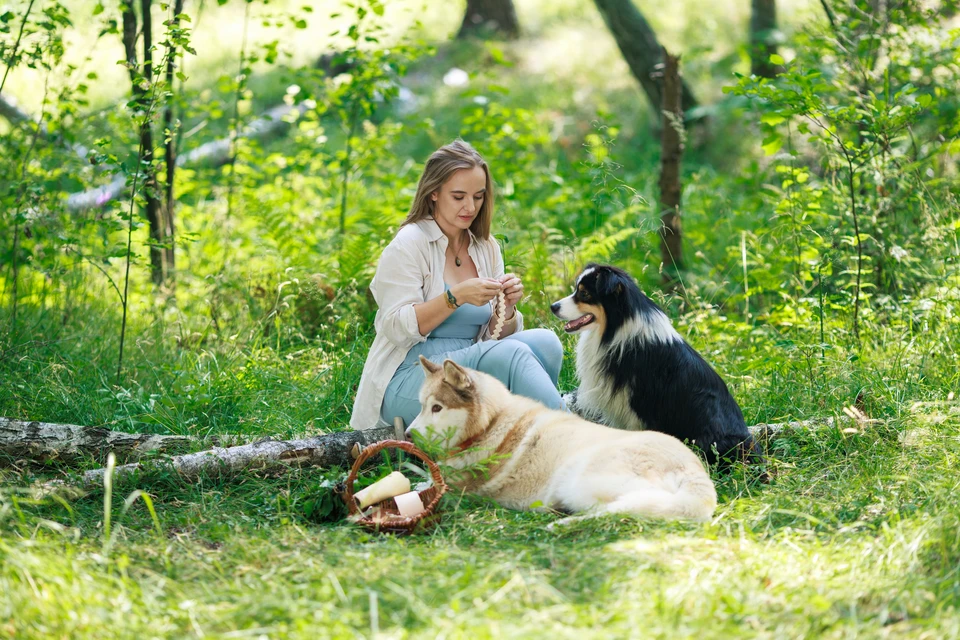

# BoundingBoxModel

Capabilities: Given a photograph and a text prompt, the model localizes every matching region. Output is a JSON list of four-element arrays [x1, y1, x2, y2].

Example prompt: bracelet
[[445, 289, 460, 309]]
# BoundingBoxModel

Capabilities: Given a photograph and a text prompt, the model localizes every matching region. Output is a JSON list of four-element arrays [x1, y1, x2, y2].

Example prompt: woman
[[350, 139, 565, 430]]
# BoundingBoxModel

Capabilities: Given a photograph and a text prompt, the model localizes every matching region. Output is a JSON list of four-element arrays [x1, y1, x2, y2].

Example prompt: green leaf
[[93, 3, 105, 16], [769, 54, 786, 66], [761, 113, 786, 126], [762, 137, 783, 156]]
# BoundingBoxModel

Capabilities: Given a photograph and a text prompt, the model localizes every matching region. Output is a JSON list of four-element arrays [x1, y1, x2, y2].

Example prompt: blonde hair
[[402, 139, 494, 240]]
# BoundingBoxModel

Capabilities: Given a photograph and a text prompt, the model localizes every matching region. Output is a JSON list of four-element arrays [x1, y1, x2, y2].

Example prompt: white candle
[[354, 471, 411, 509], [393, 491, 426, 518]]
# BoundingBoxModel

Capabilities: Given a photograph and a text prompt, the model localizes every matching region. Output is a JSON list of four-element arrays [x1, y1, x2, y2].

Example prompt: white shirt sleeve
[[370, 239, 429, 350]]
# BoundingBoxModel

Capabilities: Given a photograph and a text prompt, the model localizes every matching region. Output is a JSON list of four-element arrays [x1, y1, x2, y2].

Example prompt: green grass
[[3, 289, 960, 637], [2, 404, 960, 638]]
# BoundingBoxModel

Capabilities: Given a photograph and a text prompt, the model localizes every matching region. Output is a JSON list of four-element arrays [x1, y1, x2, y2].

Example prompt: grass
[[3, 286, 960, 637], [2, 404, 960, 638]]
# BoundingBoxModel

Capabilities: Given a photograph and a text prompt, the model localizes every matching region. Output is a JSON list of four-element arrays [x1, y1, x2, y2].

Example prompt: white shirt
[[349, 218, 523, 430]]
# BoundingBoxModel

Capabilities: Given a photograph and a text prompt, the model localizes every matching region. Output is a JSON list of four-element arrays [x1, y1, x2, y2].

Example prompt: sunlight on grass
[[1, 409, 959, 638]]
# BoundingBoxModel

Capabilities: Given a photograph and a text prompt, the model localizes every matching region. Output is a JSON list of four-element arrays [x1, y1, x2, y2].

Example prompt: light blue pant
[[380, 328, 565, 426]]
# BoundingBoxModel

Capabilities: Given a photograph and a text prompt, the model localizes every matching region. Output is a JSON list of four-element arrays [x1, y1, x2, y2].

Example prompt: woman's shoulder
[[377, 222, 433, 268], [390, 220, 436, 248]]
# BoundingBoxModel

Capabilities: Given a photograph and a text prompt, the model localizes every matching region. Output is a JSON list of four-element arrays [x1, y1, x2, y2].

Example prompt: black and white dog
[[551, 264, 764, 470]]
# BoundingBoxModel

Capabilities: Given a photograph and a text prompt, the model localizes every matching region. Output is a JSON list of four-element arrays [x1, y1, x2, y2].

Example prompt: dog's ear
[[597, 267, 630, 297], [419, 355, 442, 375], [442, 359, 472, 391], [596, 269, 617, 297]]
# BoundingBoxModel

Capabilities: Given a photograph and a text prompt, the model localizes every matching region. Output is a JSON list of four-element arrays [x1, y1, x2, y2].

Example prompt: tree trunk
[[140, 0, 166, 286], [457, 0, 520, 40], [0, 418, 193, 460], [82, 426, 395, 487], [592, 0, 698, 116], [658, 49, 684, 291], [121, 0, 167, 286], [750, 0, 781, 78], [161, 0, 184, 285]]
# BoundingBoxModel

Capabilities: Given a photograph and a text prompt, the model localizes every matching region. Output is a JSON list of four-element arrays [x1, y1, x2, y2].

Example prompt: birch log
[[0, 418, 193, 459], [82, 426, 395, 487], [76, 417, 852, 488], [65, 101, 312, 213], [749, 417, 839, 440]]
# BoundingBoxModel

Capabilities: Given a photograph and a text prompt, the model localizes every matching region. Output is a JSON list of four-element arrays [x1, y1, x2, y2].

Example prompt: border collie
[[550, 264, 764, 470]]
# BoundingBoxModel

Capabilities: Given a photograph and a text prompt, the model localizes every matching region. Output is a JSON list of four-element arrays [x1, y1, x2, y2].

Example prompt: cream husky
[[406, 356, 717, 524]]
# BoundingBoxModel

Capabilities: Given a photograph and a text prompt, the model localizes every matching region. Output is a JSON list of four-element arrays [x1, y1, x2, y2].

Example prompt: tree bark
[[82, 426, 394, 487], [750, 0, 781, 78], [60, 416, 861, 487], [161, 0, 185, 284], [140, 0, 166, 286], [0, 418, 193, 460], [592, 0, 698, 116], [121, 0, 166, 286], [458, 0, 520, 40], [658, 49, 684, 291]]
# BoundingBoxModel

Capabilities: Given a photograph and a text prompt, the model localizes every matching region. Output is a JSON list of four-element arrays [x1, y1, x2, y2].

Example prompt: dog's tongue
[[564, 314, 594, 332]]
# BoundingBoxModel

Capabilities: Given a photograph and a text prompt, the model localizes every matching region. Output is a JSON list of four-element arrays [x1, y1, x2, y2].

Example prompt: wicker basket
[[342, 439, 448, 535]]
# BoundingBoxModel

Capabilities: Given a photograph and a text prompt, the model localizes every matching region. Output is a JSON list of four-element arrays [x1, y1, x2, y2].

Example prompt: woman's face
[[431, 165, 486, 233]]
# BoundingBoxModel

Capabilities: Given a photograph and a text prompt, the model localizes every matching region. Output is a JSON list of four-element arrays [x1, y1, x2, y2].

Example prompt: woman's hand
[[451, 278, 503, 307], [498, 273, 523, 311]]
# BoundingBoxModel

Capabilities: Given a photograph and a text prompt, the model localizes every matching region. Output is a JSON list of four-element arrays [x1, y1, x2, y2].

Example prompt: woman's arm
[[413, 292, 457, 337], [372, 239, 504, 346], [371, 242, 432, 350], [417, 279, 504, 335]]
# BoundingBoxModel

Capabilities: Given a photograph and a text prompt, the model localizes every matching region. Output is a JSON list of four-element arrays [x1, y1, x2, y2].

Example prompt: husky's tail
[[606, 474, 718, 522]]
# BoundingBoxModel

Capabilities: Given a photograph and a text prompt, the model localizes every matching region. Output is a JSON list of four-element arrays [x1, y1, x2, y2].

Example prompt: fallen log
[[0, 92, 91, 160], [65, 101, 312, 213], [749, 417, 838, 440], [82, 425, 395, 487], [0, 417, 193, 459], [76, 416, 852, 488]]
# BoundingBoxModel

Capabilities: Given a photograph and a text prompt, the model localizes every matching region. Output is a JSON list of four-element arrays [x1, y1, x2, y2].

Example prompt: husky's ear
[[419, 355, 442, 375], [442, 359, 472, 390]]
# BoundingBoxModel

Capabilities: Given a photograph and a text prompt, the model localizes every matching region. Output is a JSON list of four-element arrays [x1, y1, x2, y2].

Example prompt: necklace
[[450, 232, 467, 267]]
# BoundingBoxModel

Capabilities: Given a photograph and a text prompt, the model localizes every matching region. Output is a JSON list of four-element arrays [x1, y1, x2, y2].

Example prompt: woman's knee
[[478, 340, 535, 372], [520, 328, 563, 375]]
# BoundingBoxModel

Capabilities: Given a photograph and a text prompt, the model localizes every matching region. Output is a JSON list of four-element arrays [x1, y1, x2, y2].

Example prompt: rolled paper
[[354, 471, 411, 510], [393, 491, 426, 518]]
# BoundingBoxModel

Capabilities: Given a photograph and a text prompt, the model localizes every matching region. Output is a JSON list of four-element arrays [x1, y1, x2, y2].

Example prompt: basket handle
[[343, 439, 448, 517]]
